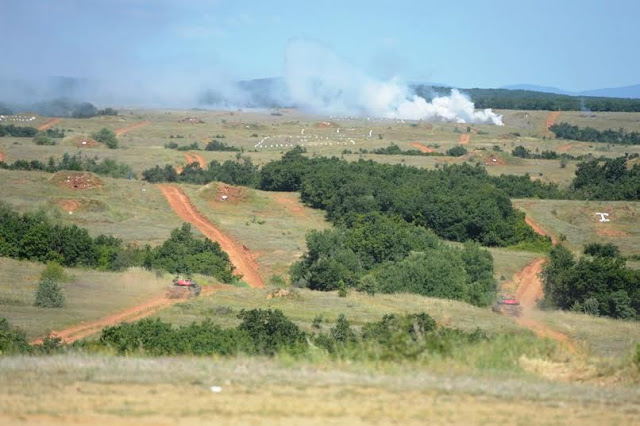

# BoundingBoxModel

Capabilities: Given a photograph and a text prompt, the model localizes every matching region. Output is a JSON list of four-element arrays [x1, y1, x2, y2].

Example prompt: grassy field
[[1, 107, 639, 424], [1, 355, 639, 426], [513, 199, 640, 256]]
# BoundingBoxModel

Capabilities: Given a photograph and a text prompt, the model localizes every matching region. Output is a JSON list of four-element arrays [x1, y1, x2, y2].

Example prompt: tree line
[[0, 152, 135, 179], [413, 86, 640, 112], [550, 122, 640, 145], [0, 203, 235, 282]]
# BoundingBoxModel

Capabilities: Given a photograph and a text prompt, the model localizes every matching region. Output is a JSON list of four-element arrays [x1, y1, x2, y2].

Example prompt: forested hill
[[412, 85, 640, 112]]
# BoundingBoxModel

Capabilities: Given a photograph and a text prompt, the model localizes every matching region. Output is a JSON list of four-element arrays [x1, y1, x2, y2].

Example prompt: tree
[[34, 278, 65, 308]]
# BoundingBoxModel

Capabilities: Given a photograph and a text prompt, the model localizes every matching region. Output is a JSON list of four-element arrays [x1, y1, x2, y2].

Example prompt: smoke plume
[[284, 39, 503, 125]]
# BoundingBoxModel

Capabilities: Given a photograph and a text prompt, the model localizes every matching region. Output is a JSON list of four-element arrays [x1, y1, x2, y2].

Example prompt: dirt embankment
[[31, 285, 225, 344], [158, 184, 265, 288], [114, 121, 151, 136], [546, 111, 561, 131], [525, 216, 558, 245], [458, 134, 470, 144], [0, 152, 5, 162], [410, 142, 436, 153], [37, 118, 62, 131]]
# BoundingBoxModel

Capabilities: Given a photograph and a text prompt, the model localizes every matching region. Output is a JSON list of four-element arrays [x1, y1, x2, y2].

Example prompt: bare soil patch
[[50, 172, 103, 191], [546, 111, 561, 130], [114, 121, 151, 136], [158, 184, 265, 288], [315, 121, 338, 128], [70, 135, 101, 148], [183, 151, 206, 168], [595, 227, 629, 237], [557, 143, 573, 152], [484, 154, 505, 166], [0, 151, 4, 162], [199, 182, 249, 205], [410, 142, 436, 153], [458, 134, 470, 144], [37, 117, 62, 131], [51, 198, 106, 213], [271, 192, 305, 217], [525, 216, 558, 244]]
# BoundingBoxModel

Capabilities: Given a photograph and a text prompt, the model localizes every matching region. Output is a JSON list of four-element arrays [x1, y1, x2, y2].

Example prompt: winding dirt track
[[546, 111, 561, 130], [184, 152, 206, 168], [410, 142, 436, 153], [114, 121, 151, 136], [37, 118, 62, 131], [31, 287, 225, 344], [158, 184, 265, 288]]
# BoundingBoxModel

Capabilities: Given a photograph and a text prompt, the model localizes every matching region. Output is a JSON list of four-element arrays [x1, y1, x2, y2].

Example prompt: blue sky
[[1, 0, 639, 91]]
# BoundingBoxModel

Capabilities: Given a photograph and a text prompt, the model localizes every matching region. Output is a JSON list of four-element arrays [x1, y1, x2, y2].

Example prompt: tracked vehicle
[[166, 276, 201, 299]]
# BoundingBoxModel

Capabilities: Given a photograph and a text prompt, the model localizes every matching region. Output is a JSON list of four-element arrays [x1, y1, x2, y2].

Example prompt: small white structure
[[596, 212, 610, 223], [301, 129, 305, 135], [221, 195, 228, 201], [368, 129, 373, 138]]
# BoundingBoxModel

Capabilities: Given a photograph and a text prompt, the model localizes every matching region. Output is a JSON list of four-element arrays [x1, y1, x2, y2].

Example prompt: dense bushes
[[0, 318, 31, 355], [370, 144, 442, 156], [165, 141, 199, 151], [0, 124, 38, 137], [290, 213, 497, 306], [205, 139, 240, 151], [0, 203, 234, 281], [551, 122, 640, 145], [97, 309, 490, 361], [143, 157, 259, 187], [542, 244, 639, 319], [571, 157, 639, 200], [0, 152, 135, 179], [91, 128, 118, 149]]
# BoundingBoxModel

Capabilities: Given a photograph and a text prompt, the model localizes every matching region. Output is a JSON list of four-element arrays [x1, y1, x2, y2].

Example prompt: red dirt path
[[410, 142, 436, 153], [31, 285, 226, 344], [0, 152, 4, 162], [114, 121, 151, 136], [546, 111, 561, 130], [158, 184, 265, 288], [37, 118, 62, 131], [458, 134, 470, 144], [184, 152, 206, 168]]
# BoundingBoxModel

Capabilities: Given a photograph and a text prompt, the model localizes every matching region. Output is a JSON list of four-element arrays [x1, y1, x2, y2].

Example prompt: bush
[[205, 140, 240, 152], [40, 261, 72, 282], [34, 278, 65, 308], [446, 146, 467, 156], [0, 318, 31, 354], [91, 127, 118, 149], [33, 132, 56, 145]]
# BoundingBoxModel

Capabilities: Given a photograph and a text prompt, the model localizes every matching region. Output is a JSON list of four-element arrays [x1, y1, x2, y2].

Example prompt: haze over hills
[[502, 83, 640, 99]]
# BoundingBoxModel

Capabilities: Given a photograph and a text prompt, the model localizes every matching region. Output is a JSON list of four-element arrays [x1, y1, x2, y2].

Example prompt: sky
[[1, 0, 639, 97]]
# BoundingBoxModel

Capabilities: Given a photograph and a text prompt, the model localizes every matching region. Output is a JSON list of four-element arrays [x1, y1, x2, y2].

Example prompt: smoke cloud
[[284, 39, 503, 125]]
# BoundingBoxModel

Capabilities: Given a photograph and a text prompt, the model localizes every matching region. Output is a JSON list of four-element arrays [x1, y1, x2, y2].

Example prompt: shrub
[[91, 127, 118, 149], [237, 309, 306, 355], [0, 318, 31, 354], [40, 261, 72, 282], [446, 146, 467, 156], [34, 132, 56, 145], [34, 278, 65, 308]]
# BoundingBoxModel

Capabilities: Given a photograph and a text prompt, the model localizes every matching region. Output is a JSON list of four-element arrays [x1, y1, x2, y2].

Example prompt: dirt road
[[458, 134, 470, 144], [31, 285, 225, 344], [410, 142, 436, 153], [37, 118, 62, 131], [546, 111, 561, 131], [114, 121, 151, 136], [184, 152, 207, 168], [158, 184, 265, 288]]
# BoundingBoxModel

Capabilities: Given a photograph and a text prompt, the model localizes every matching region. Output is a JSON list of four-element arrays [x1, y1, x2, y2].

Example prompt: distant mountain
[[501, 84, 640, 99]]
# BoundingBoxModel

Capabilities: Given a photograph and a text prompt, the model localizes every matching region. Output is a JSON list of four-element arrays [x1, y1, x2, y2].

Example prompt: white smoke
[[284, 40, 503, 126]]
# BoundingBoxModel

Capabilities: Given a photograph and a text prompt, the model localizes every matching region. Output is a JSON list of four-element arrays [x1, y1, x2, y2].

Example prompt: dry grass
[[0, 355, 639, 425], [513, 199, 640, 256]]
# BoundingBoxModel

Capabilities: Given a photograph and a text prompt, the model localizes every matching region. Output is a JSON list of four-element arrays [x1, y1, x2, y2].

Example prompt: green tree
[[34, 278, 65, 308], [91, 127, 119, 149]]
